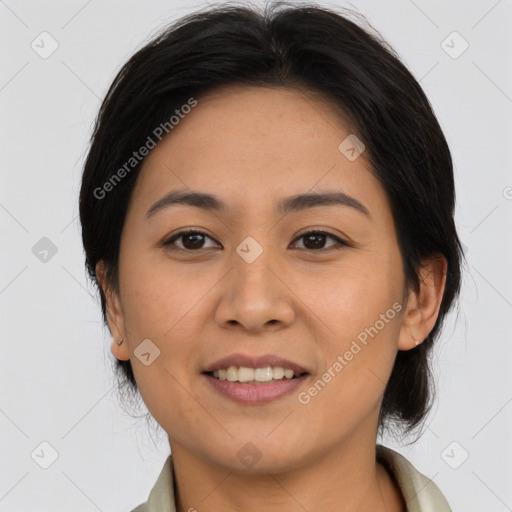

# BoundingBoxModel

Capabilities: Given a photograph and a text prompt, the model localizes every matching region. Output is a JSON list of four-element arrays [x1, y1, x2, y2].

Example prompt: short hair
[[79, 1, 464, 439]]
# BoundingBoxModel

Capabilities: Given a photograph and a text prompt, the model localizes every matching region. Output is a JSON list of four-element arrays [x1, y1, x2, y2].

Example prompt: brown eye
[[164, 230, 219, 251], [292, 230, 348, 251], [303, 232, 328, 249], [181, 232, 206, 250], [163, 229, 348, 253]]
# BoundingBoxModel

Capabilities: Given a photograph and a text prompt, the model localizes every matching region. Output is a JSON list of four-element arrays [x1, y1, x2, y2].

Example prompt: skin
[[97, 85, 447, 511]]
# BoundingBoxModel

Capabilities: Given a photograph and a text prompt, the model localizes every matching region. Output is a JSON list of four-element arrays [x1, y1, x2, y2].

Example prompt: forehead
[[130, 85, 389, 222]]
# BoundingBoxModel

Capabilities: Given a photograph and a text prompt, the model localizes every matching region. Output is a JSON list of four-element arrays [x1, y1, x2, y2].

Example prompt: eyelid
[[291, 228, 350, 250], [162, 228, 351, 251], [163, 229, 220, 249]]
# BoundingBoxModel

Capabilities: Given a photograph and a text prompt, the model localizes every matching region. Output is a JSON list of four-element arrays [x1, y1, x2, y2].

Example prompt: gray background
[[1, 0, 511, 510]]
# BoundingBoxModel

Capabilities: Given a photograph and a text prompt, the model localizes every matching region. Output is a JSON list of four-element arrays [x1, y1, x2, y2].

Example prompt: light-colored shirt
[[131, 444, 451, 511]]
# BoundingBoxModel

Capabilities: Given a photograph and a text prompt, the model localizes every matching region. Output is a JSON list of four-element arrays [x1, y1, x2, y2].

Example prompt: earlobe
[[110, 338, 130, 361], [397, 254, 448, 351], [95, 261, 130, 361]]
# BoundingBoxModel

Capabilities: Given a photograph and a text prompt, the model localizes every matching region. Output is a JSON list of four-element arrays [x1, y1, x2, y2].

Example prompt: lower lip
[[202, 373, 309, 404]]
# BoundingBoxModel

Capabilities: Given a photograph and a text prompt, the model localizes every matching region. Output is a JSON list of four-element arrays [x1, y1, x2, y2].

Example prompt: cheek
[[119, 260, 207, 430], [297, 299, 402, 438], [290, 254, 401, 339], [120, 250, 214, 337], [295, 253, 403, 401], [118, 254, 210, 401]]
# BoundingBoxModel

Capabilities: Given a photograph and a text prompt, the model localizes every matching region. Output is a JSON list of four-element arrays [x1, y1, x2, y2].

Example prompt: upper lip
[[203, 353, 310, 375]]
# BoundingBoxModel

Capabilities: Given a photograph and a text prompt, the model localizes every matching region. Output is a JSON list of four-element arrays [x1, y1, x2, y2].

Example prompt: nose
[[214, 242, 296, 333]]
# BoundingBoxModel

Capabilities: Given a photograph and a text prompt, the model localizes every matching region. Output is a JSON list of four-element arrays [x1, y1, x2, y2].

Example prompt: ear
[[96, 260, 130, 361], [398, 253, 448, 351]]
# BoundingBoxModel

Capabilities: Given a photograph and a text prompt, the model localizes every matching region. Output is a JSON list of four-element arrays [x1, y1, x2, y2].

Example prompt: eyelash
[[162, 229, 350, 253]]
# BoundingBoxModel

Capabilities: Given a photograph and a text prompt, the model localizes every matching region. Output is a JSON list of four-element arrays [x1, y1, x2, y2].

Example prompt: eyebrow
[[145, 189, 371, 220]]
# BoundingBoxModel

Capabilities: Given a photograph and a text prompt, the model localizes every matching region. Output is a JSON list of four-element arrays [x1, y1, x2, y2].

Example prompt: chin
[[206, 437, 306, 474]]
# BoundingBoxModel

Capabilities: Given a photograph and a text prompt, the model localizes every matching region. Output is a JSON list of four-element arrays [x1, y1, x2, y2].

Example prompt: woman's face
[[103, 85, 425, 471]]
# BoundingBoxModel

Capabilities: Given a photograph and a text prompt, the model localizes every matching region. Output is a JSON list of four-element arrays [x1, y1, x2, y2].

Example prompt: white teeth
[[283, 368, 294, 379], [255, 367, 273, 382], [238, 367, 254, 382], [272, 366, 284, 379], [226, 366, 237, 381], [211, 365, 301, 383]]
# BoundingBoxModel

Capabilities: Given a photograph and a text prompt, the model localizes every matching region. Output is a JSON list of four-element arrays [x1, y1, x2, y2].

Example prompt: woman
[[79, 2, 463, 510]]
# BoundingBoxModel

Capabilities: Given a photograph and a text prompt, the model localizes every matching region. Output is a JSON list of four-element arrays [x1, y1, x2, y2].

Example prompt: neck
[[169, 435, 405, 512]]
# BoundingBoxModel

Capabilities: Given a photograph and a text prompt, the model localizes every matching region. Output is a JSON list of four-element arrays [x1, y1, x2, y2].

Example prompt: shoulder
[[130, 504, 148, 512], [128, 455, 176, 512], [376, 444, 452, 512]]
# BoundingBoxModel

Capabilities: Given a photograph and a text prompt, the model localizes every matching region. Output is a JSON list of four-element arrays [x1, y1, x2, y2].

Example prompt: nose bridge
[[215, 233, 295, 330], [233, 233, 278, 300]]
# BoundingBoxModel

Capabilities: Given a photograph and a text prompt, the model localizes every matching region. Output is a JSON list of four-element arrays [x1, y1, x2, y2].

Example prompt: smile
[[202, 369, 310, 404], [208, 365, 305, 383]]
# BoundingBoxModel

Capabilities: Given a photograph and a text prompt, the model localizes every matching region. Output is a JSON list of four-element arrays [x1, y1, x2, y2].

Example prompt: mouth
[[201, 353, 311, 403], [201, 366, 311, 404], [202, 367, 309, 384]]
